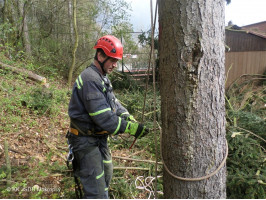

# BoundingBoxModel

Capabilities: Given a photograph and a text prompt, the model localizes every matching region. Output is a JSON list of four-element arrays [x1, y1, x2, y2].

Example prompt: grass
[[0, 61, 72, 198], [0, 57, 162, 199]]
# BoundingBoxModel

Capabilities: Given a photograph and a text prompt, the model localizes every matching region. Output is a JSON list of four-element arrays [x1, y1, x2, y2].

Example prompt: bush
[[225, 77, 265, 199], [20, 86, 68, 115], [226, 129, 265, 199]]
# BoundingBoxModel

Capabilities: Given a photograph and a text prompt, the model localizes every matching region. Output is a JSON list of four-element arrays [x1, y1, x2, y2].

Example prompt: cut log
[[0, 61, 49, 88]]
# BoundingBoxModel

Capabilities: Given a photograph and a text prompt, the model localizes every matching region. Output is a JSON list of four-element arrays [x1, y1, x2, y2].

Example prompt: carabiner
[[67, 144, 74, 162]]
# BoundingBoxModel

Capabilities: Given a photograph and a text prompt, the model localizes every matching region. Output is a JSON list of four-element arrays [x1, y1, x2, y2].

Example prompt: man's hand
[[125, 122, 149, 139]]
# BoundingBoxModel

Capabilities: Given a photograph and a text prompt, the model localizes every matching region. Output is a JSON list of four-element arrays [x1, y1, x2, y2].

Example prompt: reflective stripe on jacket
[[68, 64, 129, 135]]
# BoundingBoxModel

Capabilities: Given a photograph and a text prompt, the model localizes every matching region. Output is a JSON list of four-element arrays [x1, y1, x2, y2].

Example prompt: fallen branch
[[114, 166, 150, 171], [0, 179, 16, 184], [119, 100, 159, 116], [131, 148, 147, 156], [8, 147, 28, 155], [0, 61, 49, 88], [113, 156, 163, 165], [38, 173, 64, 179], [234, 126, 266, 143]]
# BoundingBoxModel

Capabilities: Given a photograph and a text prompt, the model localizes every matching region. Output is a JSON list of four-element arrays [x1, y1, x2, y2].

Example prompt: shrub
[[225, 76, 265, 199], [20, 86, 68, 115]]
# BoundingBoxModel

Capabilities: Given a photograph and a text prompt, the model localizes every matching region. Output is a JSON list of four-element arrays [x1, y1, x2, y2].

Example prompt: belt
[[69, 127, 108, 136]]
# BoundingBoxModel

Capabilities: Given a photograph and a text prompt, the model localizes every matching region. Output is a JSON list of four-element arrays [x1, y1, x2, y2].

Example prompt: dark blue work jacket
[[68, 64, 129, 135]]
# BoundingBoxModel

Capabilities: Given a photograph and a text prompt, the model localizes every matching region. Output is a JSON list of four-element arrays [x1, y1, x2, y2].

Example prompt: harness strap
[[70, 120, 109, 136], [94, 53, 110, 75]]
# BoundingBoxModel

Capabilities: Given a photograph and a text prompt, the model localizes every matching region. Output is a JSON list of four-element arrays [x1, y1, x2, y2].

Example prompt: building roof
[[226, 21, 266, 39], [242, 21, 266, 37]]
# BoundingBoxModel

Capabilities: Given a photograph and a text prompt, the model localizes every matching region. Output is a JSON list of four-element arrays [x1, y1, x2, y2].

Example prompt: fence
[[225, 51, 266, 87]]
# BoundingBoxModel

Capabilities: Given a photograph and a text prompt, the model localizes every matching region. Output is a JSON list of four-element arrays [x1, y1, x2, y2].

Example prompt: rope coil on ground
[[130, 176, 163, 199]]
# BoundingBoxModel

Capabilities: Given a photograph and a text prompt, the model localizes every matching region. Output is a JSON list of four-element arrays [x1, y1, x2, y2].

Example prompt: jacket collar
[[90, 64, 109, 81]]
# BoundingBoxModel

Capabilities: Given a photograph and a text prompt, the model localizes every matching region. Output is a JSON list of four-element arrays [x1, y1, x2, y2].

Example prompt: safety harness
[[69, 119, 109, 136]]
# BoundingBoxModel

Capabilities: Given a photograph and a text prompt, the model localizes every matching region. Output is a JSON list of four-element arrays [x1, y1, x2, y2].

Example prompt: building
[[225, 21, 266, 87]]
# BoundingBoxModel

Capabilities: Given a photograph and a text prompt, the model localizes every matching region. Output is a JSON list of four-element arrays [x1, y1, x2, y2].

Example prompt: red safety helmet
[[94, 35, 123, 60]]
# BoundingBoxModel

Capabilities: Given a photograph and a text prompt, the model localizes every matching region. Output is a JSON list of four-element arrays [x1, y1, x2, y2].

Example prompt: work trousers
[[67, 133, 113, 199]]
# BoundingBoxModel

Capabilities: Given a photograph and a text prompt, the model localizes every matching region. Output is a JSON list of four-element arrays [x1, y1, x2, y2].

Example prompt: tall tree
[[158, 0, 227, 198], [0, 0, 4, 22], [68, 0, 74, 45], [68, 0, 78, 87], [18, 0, 32, 57]]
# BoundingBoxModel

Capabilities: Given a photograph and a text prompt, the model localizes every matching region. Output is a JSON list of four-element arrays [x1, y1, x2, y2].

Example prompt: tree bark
[[67, 0, 78, 88], [158, 0, 227, 198]]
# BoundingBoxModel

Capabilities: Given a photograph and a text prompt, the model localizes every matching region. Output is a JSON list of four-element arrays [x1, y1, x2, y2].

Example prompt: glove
[[120, 112, 137, 122], [126, 115, 137, 122], [124, 122, 149, 139]]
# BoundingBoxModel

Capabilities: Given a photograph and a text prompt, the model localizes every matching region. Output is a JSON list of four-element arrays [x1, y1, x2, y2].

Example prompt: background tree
[[112, 22, 138, 54], [17, 0, 32, 57], [67, 0, 78, 87], [0, 0, 133, 80], [158, 0, 227, 198]]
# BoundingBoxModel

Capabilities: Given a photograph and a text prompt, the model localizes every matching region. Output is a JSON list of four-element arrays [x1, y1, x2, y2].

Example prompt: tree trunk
[[158, 0, 227, 198], [18, 0, 32, 57], [67, 0, 78, 88], [3, 0, 8, 23], [68, 0, 74, 45], [0, 0, 3, 23], [3, 0, 14, 26]]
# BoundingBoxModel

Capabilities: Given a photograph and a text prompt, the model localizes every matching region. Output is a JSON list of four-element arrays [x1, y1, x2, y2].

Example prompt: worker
[[66, 35, 149, 199]]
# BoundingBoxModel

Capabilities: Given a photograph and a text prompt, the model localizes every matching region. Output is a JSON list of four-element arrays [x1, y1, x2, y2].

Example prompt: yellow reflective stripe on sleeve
[[103, 160, 112, 164], [89, 108, 111, 116], [112, 117, 121, 135], [76, 79, 81, 89], [120, 112, 129, 117], [96, 171, 104, 179], [78, 75, 83, 86]]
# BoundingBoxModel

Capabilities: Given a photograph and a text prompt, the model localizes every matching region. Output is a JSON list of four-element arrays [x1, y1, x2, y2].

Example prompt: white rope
[[157, 122, 228, 181], [130, 176, 163, 199]]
